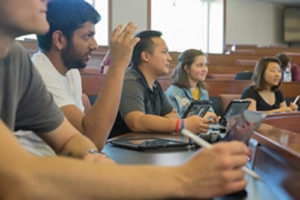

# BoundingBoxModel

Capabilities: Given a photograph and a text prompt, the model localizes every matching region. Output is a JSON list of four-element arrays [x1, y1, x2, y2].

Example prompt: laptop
[[182, 100, 212, 118], [110, 137, 189, 151]]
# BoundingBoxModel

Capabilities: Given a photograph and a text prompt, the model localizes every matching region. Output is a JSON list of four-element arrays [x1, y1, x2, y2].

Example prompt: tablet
[[182, 100, 212, 118], [223, 110, 266, 144], [219, 100, 251, 127], [110, 137, 189, 151]]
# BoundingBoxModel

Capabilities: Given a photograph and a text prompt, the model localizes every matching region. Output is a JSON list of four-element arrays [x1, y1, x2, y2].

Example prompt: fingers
[[84, 152, 116, 164], [217, 155, 248, 170], [290, 103, 298, 111], [221, 179, 247, 195], [204, 112, 218, 123], [213, 141, 248, 155], [111, 22, 139, 45]]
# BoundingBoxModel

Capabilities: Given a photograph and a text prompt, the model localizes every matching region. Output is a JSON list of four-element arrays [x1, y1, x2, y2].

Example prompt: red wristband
[[175, 118, 181, 132]]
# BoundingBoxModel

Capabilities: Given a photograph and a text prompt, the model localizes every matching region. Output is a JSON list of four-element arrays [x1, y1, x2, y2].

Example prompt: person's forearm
[[263, 109, 279, 114], [129, 114, 177, 133], [9, 156, 183, 200], [164, 109, 178, 119], [59, 134, 98, 158], [83, 67, 126, 150]]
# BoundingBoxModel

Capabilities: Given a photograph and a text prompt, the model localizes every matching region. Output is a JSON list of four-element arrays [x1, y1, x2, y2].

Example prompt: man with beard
[[15, 0, 139, 155]]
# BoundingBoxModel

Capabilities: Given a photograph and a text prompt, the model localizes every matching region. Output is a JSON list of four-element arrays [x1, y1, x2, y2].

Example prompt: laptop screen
[[219, 100, 251, 126], [223, 110, 266, 144]]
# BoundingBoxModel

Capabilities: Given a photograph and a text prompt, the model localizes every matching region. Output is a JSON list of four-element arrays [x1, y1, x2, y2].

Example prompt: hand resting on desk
[[83, 152, 116, 164], [178, 141, 248, 198]]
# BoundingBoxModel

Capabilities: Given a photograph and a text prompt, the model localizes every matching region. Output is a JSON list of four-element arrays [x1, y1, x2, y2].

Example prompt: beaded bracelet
[[175, 118, 181, 132], [181, 118, 184, 131]]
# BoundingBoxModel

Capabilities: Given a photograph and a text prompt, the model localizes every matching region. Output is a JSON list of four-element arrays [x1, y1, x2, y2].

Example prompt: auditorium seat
[[219, 94, 241, 112], [209, 73, 235, 80], [231, 49, 255, 55], [236, 59, 257, 66]]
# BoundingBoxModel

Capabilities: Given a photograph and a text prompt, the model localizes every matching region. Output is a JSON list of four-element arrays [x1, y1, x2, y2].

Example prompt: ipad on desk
[[182, 100, 212, 118], [110, 137, 189, 151]]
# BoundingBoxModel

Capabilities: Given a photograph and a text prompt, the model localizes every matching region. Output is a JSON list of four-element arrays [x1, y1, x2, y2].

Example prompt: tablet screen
[[219, 100, 251, 126], [183, 100, 211, 118], [223, 110, 266, 144]]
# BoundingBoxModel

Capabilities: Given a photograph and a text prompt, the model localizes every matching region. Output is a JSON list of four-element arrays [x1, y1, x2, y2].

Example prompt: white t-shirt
[[15, 52, 84, 156], [33, 52, 84, 111]]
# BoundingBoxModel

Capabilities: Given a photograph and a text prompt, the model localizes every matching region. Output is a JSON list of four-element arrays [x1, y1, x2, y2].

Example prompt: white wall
[[111, 0, 288, 47], [112, 0, 148, 32], [226, 0, 284, 46]]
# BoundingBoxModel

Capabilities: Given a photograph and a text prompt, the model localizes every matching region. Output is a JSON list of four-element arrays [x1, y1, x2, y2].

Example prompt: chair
[[234, 71, 253, 80], [219, 94, 241, 112], [230, 49, 255, 55], [236, 59, 257, 66], [209, 74, 236, 80]]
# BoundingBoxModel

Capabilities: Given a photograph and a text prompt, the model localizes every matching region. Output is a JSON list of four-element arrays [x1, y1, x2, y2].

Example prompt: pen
[[181, 129, 262, 181], [99, 23, 128, 67], [293, 95, 299, 104]]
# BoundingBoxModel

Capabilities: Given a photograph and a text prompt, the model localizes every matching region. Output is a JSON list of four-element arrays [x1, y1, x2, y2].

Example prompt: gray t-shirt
[[0, 41, 64, 133], [110, 66, 173, 138]]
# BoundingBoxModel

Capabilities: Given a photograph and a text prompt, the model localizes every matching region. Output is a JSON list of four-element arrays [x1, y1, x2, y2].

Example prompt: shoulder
[[274, 89, 283, 96], [166, 84, 185, 95], [2, 41, 34, 78], [9, 41, 28, 56], [199, 87, 209, 95], [243, 86, 255, 92], [124, 67, 140, 81], [5, 41, 31, 65], [242, 86, 257, 97], [67, 69, 81, 79]]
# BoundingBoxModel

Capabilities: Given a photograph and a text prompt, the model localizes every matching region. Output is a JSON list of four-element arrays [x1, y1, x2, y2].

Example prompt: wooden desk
[[103, 131, 294, 200], [251, 124, 300, 200], [263, 112, 300, 133]]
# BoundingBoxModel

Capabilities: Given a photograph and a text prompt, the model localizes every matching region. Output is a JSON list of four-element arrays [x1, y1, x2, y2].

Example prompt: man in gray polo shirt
[[110, 30, 215, 137]]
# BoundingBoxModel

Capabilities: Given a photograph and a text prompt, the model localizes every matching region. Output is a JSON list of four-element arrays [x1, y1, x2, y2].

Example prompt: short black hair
[[131, 30, 162, 66], [37, 0, 101, 52]]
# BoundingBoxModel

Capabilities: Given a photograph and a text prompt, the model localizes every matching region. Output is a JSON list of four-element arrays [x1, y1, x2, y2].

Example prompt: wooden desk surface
[[103, 132, 283, 200]]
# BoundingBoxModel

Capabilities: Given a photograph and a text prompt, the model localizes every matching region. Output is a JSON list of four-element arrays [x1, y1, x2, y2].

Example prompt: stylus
[[181, 129, 262, 181], [293, 95, 299, 104]]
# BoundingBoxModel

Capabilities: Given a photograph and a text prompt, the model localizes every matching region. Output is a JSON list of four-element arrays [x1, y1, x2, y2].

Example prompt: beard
[[61, 41, 88, 70]]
